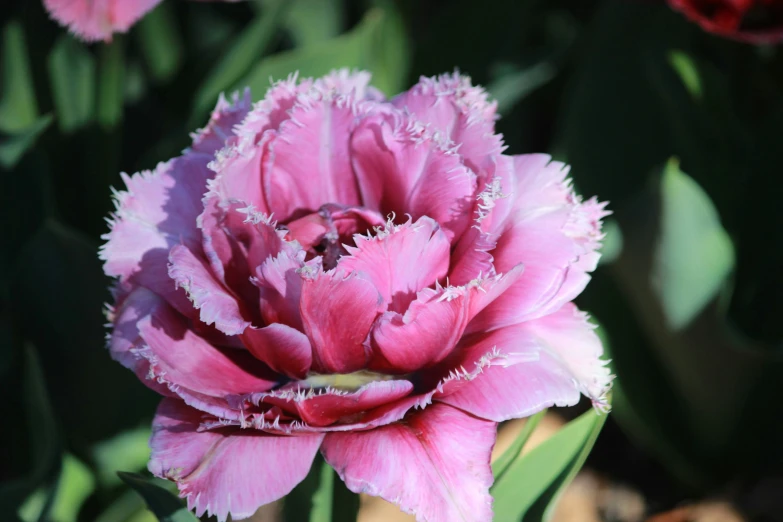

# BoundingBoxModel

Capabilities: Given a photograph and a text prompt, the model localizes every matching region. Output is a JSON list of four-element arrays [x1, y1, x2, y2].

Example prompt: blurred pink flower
[[42, 0, 238, 42], [102, 70, 611, 522]]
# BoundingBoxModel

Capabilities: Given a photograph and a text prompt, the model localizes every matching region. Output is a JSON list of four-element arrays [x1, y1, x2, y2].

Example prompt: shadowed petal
[[149, 399, 323, 522], [242, 323, 312, 380], [322, 404, 495, 522]]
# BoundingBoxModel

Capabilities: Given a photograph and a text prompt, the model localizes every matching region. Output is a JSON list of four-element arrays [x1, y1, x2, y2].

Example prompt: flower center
[[282, 204, 385, 269], [300, 371, 399, 391]]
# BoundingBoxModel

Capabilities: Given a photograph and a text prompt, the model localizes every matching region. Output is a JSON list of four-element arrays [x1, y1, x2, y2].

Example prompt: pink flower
[[42, 0, 238, 42], [102, 70, 611, 522]]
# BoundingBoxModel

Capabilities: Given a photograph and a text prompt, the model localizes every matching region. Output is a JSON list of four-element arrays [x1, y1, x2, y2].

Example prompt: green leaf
[[136, 3, 183, 84], [309, 462, 334, 522], [491, 410, 546, 481], [0, 115, 53, 169], [491, 408, 608, 521], [118, 473, 198, 522], [48, 36, 95, 133], [193, 0, 289, 117], [652, 159, 735, 330], [235, 4, 409, 99], [281, 0, 344, 48], [488, 61, 557, 115], [97, 38, 126, 129], [0, 21, 38, 133], [93, 426, 153, 488], [19, 454, 96, 522]]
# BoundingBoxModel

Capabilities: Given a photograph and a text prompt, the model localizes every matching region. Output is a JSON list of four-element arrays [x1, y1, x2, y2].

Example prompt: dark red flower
[[669, 0, 783, 43]]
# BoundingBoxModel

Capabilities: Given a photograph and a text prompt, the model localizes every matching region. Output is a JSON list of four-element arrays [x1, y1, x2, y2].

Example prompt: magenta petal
[[254, 249, 308, 329], [370, 287, 469, 373], [295, 380, 414, 427], [339, 217, 450, 313], [242, 323, 312, 379], [392, 73, 503, 174], [351, 112, 477, 242], [43, 0, 162, 41], [149, 399, 324, 522], [264, 93, 362, 221], [322, 404, 495, 522], [300, 271, 384, 374]]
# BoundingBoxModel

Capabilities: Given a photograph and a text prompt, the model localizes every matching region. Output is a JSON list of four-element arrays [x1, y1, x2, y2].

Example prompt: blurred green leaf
[[237, 5, 409, 98], [491, 409, 546, 481], [365, 0, 409, 96], [0, 115, 53, 169], [118, 472, 198, 522], [48, 36, 95, 133], [0, 21, 38, 133], [488, 62, 557, 115], [597, 219, 623, 266], [281, 0, 344, 47], [668, 51, 702, 100], [492, 408, 608, 521], [193, 0, 289, 117], [19, 454, 96, 522], [93, 426, 153, 487], [652, 159, 735, 330], [309, 462, 334, 522], [137, 3, 183, 84], [98, 38, 126, 129], [93, 489, 148, 522]]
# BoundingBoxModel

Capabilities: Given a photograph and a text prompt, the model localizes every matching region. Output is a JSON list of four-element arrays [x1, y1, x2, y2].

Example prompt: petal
[[437, 305, 611, 421], [351, 111, 477, 242], [339, 217, 450, 313], [470, 154, 608, 331], [149, 399, 324, 522], [370, 287, 469, 373], [254, 249, 310, 329], [168, 244, 250, 336], [263, 91, 363, 221], [242, 323, 312, 380], [43, 0, 162, 41], [322, 404, 495, 522], [295, 380, 414, 427], [191, 90, 252, 155], [300, 270, 384, 374], [100, 153, 214, 315], [137, 304, 279, 417], [392, 72, 503, 174]]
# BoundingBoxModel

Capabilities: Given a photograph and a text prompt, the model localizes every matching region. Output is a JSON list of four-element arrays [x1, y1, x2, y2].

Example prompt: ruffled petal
[[191, 91, 253, 155], [43, 0, 163, 41], [322, 404, 495, 522], [149, 399, 323, 522], [437, 304, 611, 421], [338, 217, 450, 313], [351, 111, 477, 242], [392, 72, 503, 174], [300, 270, 384, 374]]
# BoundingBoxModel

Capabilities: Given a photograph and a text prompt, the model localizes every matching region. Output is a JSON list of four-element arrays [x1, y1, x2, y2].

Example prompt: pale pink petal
[[322, 404, 495, 522], [168, 244, 250, 336], [437, 305, 611, 420], [392, 72, 503, 174], [242, 323, 312, 379], [43, 0, 162, 41], [300, 270, 384, 374], [263, 92, 363, 221], [339, 217, 450, 313], [370, 287, 469, 373], [191, 90, 252, 155], [351, 111, 477, 242], [149, 399, 323, 522]]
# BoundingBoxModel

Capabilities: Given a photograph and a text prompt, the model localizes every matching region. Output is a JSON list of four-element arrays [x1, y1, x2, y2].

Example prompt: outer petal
[[470, 154, 607, 331], [392, 72, 503, 174], [351, 111, 477, 242], [338, 217, 450, 313], [149, 399, 324, 522], [43, 0, 162, 41], [300, 270, 384, 374], [437, 304, 611, 421], [191, 90, 253, 155], [322, 404, 495, 522]]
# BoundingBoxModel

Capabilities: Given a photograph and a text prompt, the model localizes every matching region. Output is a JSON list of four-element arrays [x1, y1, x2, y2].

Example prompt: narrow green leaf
[[365, 0, 410, 96], [652, 158, 735, 330], [0, 21, 38, 133], [93, 426, 152, 487], [97, 38, 126, 129], [48, 36, 95, 133], [193, 0, 289, 117], [117, 472, 198, 522], [0, 115, 53, 169], [281, 0, 344, 47], [491, 410, 546, 481], [136, 3, 183, 84], [19, 454, 96, 522], [488, 62, 557, 115], [668, 50, 702, 100], [309, 462, 334, 522], [492, 408, 608, 521]]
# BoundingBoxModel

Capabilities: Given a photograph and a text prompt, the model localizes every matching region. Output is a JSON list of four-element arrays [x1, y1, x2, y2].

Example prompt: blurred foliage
[[1, 0, 782, 520]]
